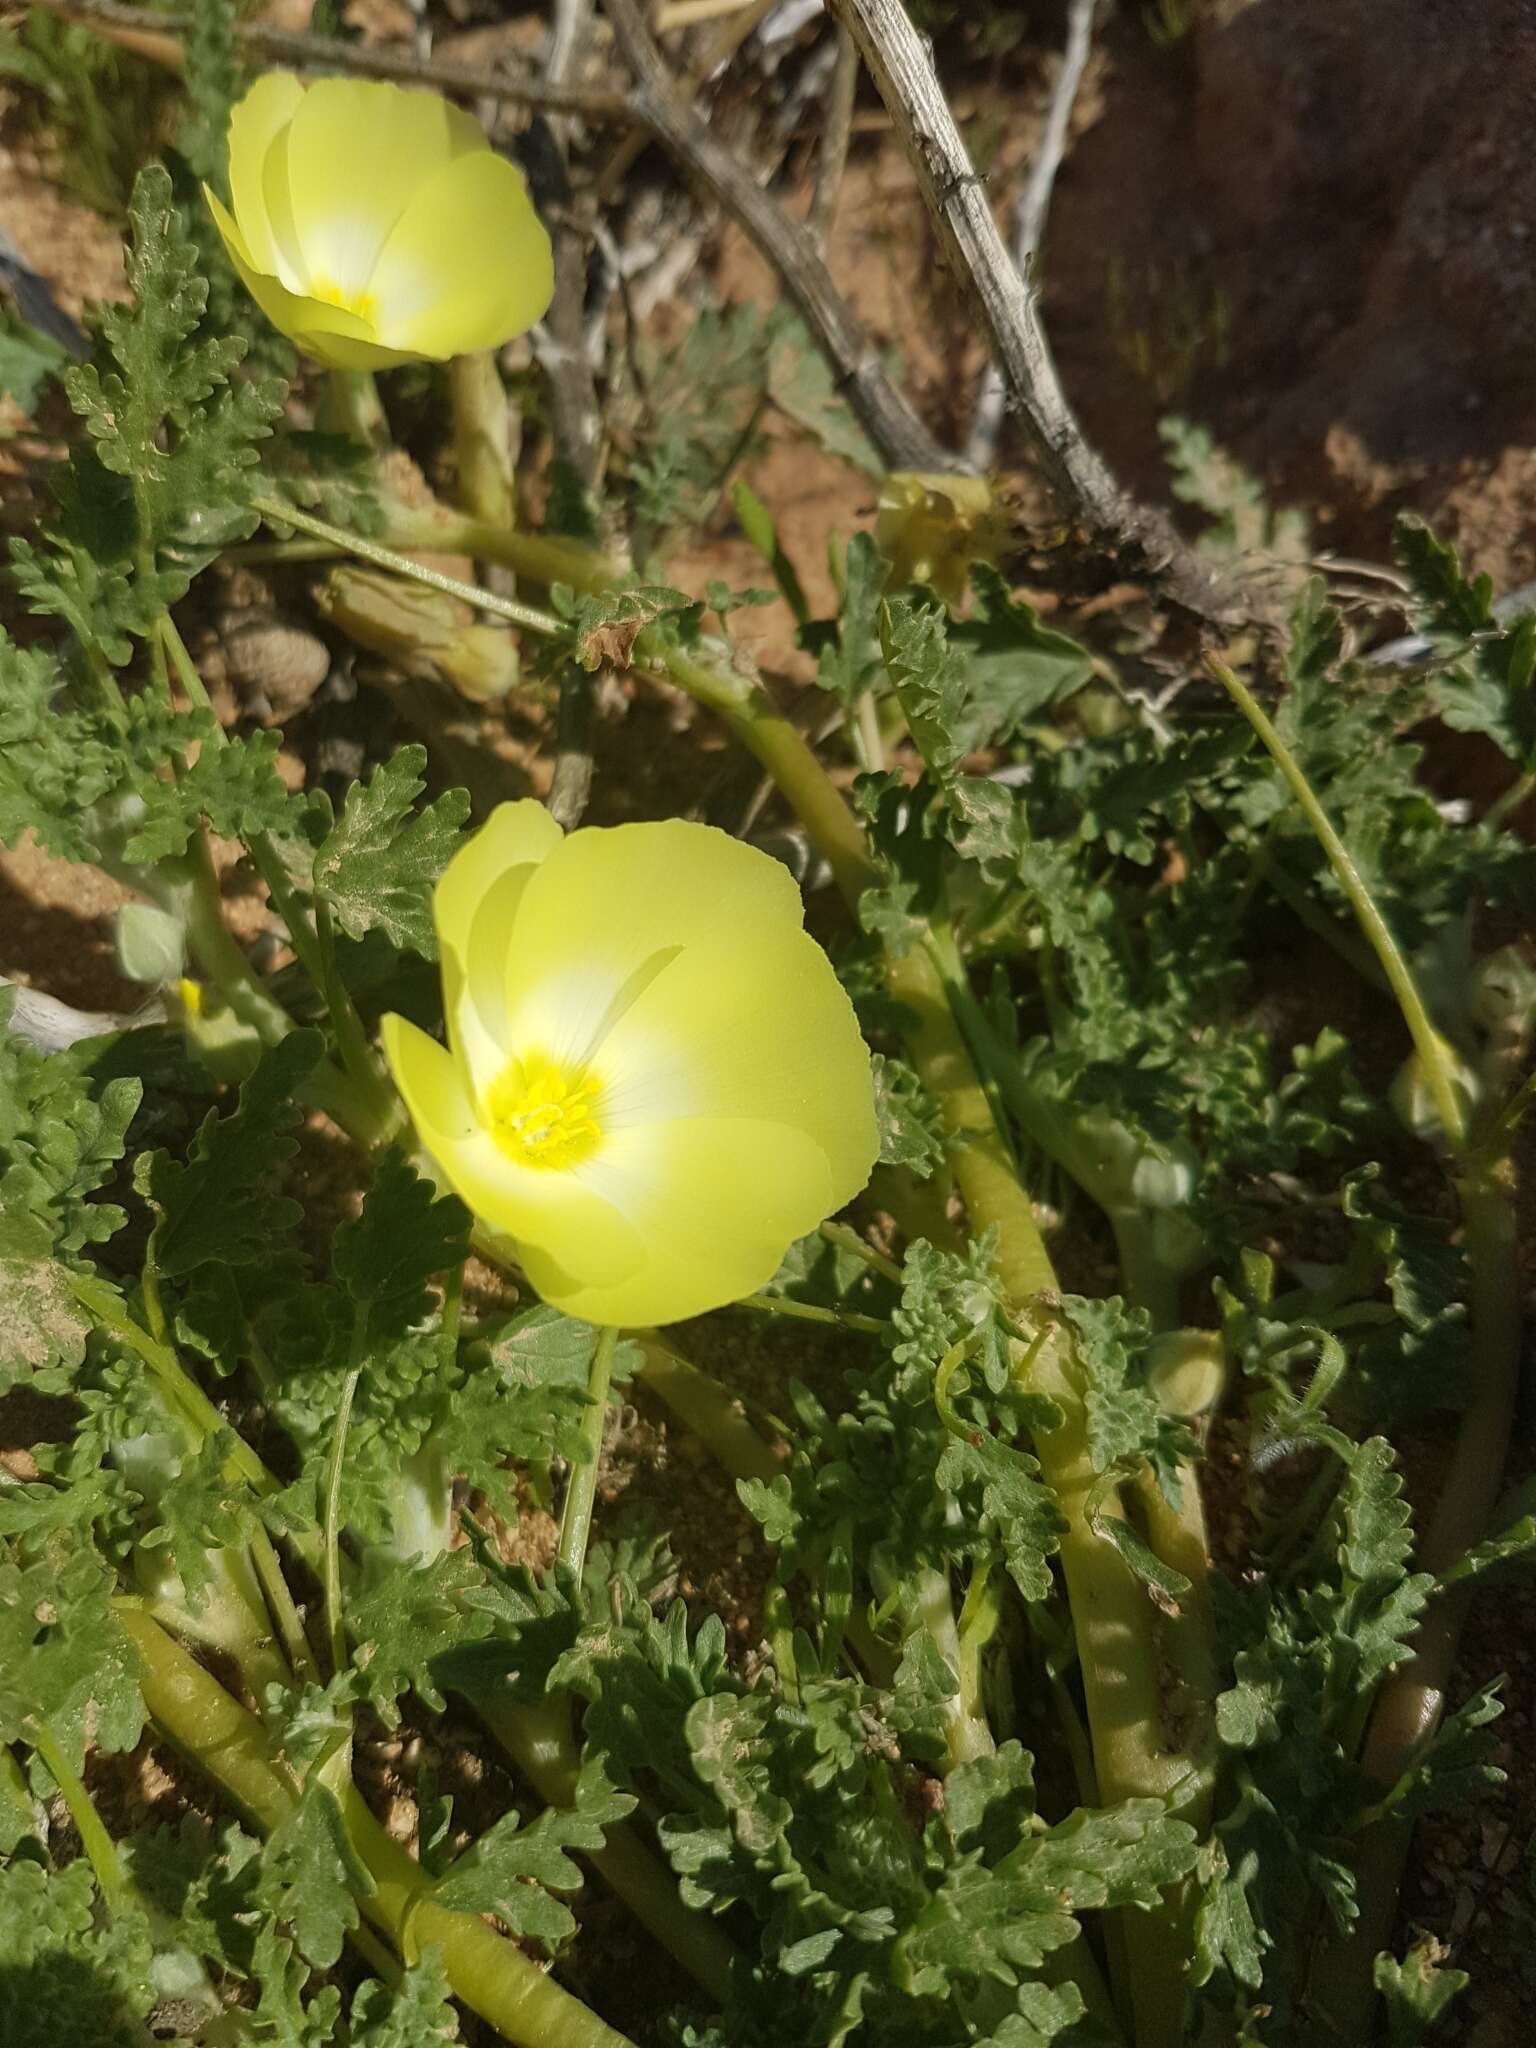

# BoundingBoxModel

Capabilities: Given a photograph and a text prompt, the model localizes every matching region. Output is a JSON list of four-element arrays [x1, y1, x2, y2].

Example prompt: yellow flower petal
[[225, 70, 304, 281], [502, 821, 805, 1069], [278, 76, 483, 306], [205, 189, 400, 370], [212, 73, 553, 367], [557, 1116, 836, 1327], [382, 814, 879, 1329], [594, 928, 879, 1195], [381, 1014, 644, 1291], [434, 800, 563, 1094], [366, 152, 555, 359]]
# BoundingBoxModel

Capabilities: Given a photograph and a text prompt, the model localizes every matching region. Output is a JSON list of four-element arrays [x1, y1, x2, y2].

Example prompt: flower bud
[[315, 565, 520, 703]]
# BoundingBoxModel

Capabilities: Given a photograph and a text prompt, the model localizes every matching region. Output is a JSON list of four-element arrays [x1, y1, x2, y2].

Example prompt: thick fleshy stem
[[119, 1608, 637, 2048], [646, 624, 1191, 2041], [449, 352, 516, 535]]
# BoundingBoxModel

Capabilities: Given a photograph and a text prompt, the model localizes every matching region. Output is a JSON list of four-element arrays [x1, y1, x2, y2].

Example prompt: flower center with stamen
[[311, 276, 377, 322], [485, 1054, 602, 1169]]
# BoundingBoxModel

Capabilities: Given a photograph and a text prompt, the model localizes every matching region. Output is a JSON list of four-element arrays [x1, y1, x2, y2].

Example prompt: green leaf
[[1062, 1295, 1198, 1503], [1442, 1476, 1536, 1585], [882, 597, 968, 778], [333, 1148, 469, 1353], [810, 531, 883, 704], [0, 1541, 146, 1773], [945, 567, 1095, 750], [1381, 1678, 1504, 1822], [121, 719, 295, 864], [312, 745, 470, 959], [0, 1228, 92, 1391], [1333, 1437, 1434, 1692], [349, 1948, 460, 2048], [0, 308, 66, 417], [732, 477, 810, 624], [0, 994, 141, 1256], [346, 1550, 491, 1727], [764, 313, 881, 476], [981, 1983, 1095, 2046], [1161, 414, 1310, 572], [1375, 1937, 1469, 2045], [257, 1775, 374, 1968], [247, 1916, 339, 2047], [432, 1763, 634, 1947], [871, 1053, 946, 1177], [141, 1032, 321, 1276], [178, 0, 244, 190], [0, 1859, 155, 2048], [15, 164, 283, 661], [1395, 513, 1536, 765], [898, 1801, 1197, 1996], [137, 1428, 258, 1613]]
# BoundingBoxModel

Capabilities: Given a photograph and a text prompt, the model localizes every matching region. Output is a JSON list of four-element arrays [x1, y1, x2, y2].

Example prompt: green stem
[[317, 368, 385, 446], [29, 1721, 134, 1917], [449, 351, 516, 533], [119, 1609, 636, 2048], [249, 1525, 319, 1688], [819, 1218, 903, 1284], [382, 500, 624, 593], [313, 896, 400, 1138], [323, 1323, 365, 1678], [1311, 1161, 1523, 2032], [558, 1324, 618, 1580], [182, 832, 295, 1050], [70, 1276, 278, 1496], [646, 614, 1184, 2030], [251, 496, 566, 638], [634, 1331, 782, 1485], [1209, 658, 1468, 1150], [1482, 766, 1536, 831], [734, 1292, 886, 1335]]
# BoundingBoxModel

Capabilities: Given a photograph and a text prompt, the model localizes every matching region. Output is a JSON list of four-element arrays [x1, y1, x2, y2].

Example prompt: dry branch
[[29, 0, 638, 123], [599, 0, 958, 474], [966, 0, 1097, 470], [831, 0, 1232, 616]]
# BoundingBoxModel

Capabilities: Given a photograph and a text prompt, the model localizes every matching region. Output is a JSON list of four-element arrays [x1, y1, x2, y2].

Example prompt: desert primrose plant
[[0, 22, 1534, 2048]]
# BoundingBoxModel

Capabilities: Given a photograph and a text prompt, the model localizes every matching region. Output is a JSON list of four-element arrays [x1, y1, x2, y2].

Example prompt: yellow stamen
[[485, 1054, 602, 1169], [311, 277, 377, 322]]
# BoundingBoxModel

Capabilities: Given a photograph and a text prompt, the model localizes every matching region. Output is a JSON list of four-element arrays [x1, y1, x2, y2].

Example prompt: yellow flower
[[874, 472, 1006, 606], [381, 804, 879, 1327], [206, 73, 554, 369]]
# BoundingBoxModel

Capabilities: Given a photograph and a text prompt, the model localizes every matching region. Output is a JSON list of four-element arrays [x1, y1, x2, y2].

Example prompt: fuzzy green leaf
[[312, 746, 470, 959], [349, 1949, 460, 2048], [1375, 1937, 1469, 2046], [0, 1860, 155, 2048], [333, 1148, 469, 1353], [141, 1031, 320, 1276], [432, 1764, 634, 1947], [0, 1542, 146, 1772], [257, 1775, 374, 1968]]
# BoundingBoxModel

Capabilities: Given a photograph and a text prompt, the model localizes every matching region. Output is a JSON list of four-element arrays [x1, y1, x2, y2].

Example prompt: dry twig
[[965, 0, 1096, 470], [830, 0, 1231, 615], [599, 0, 957, 474], [809, 24, 860, 246], [29, 0, 639, 123]]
